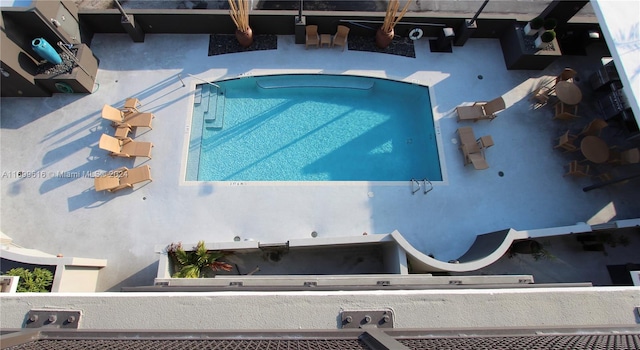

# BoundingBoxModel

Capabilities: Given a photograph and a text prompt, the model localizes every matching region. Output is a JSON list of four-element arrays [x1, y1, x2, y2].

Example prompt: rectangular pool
[[186, 74, 441, 182]]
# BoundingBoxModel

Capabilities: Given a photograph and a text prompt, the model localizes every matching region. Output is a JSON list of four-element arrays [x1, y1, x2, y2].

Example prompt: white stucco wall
[[1, 287, 638, 330]]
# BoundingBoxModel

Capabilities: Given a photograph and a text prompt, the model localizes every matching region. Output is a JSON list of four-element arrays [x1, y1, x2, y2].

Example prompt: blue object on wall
[[31, 38, 62, 65]]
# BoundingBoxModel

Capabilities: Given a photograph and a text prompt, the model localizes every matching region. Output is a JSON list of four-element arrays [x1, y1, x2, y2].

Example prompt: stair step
[[202, 85, 211, 113], [205, 93, 225, 129], [194, 85, 202, 105]]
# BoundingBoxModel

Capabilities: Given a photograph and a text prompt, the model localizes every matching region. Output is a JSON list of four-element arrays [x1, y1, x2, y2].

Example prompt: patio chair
[[553, 102, 579, 120], [608, 147, 640, 165], [563, 160, 590, 177], [554, 130, 579, 152], [555, 68, 578, 85], [101, 104, 154, 130], [456, 96, 506, 122], [578, 118, 608, 137], [94, 165, 152, 193], [305, 25, 319, 49], [530, 86, 551, 107], [98, 134, 153, 159], [332, 25, 350, 51]]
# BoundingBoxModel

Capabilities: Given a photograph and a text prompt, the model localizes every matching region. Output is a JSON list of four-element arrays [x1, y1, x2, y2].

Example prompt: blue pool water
[[186, 74, 441, 181]]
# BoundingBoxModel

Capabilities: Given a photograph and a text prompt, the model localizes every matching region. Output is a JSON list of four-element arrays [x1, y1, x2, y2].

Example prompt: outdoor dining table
[[555, 81, 582, 105], [580, 136, 609, 163]]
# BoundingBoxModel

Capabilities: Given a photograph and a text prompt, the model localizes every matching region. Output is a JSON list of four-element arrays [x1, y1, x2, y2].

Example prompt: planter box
[[34, 44, 99, 94], [500, 22, 561, 70], [523, 22, 541, 36], [1, 233, 106, 292]]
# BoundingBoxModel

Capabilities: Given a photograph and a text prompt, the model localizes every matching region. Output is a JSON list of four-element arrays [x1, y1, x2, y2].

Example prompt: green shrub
[[530, 17, 544, 30], [4, 267, 53, 292], [540, 30, 556, 43], [167, 241, 233, 278]]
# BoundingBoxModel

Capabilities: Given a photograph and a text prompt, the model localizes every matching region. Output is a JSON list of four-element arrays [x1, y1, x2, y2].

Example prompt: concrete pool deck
[[2, 34, 640, 291]]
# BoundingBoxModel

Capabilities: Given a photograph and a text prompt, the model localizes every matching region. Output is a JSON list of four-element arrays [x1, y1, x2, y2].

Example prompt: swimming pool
[[186, 74, 441, 182]]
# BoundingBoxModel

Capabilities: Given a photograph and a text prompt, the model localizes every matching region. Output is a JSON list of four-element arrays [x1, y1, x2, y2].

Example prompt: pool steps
[[197, 84, 225, 129]]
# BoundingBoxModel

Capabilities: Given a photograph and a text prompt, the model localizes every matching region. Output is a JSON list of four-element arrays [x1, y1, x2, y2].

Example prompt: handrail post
[[115, 0, 145, 42], [454, 0, 489, 47]]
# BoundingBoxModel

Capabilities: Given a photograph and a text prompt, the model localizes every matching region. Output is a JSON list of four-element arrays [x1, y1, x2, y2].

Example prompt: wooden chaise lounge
[[456, 96, 506, 122], [101, 104, 154, 130], [98, 134, 153, 159], [94, 165, 152, 192]]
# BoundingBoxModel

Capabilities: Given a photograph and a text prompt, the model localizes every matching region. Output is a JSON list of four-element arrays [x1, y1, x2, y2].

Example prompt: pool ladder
[[411, 178, 433, 195]]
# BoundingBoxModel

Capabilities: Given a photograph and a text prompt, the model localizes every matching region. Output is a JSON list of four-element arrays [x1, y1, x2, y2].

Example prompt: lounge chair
[[456, 96, 506, 122], [457, 126, 481, 153], [305, 25, 319, 49], [563, 160, 590, 177], [554, 130, 579, 152], [457, 127, 490, 170], [578, 119, 608, 137], [101, 104, 154, 130], [332, 25, 350, 51], [98, 134, 153, 159], [553, 102, 579, 120], [94, 165, 152, 192]]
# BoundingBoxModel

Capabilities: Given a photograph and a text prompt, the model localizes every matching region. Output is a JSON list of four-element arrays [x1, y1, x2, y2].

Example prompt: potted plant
[[543, 18, 557, 31], [167, 241, 233, 278], [535, 30, 556, 49], [508, 239, 554, 260], [524, 17, 544, 36], [228, 0, 253, 48], [4, 267, 53, 292], [376, 0, 411, 49]]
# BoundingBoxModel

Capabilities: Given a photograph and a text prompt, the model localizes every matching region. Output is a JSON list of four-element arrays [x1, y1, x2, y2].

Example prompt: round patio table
[[580, 136, 609, 163], [555, 81, 582, 105]]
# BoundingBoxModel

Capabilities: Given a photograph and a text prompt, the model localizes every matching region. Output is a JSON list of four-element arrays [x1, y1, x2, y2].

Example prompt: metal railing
[[186, 74, 222, 91]]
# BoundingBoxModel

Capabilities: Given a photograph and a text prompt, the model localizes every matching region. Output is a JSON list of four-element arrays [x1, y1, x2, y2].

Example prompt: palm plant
[[228, 0, 253, 47], [168, 241, 233, 278], [376, 0, 411, 48]]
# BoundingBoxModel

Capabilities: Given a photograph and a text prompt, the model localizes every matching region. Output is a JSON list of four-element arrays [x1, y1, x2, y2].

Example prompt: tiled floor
[[1, 34, 639, 291]]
